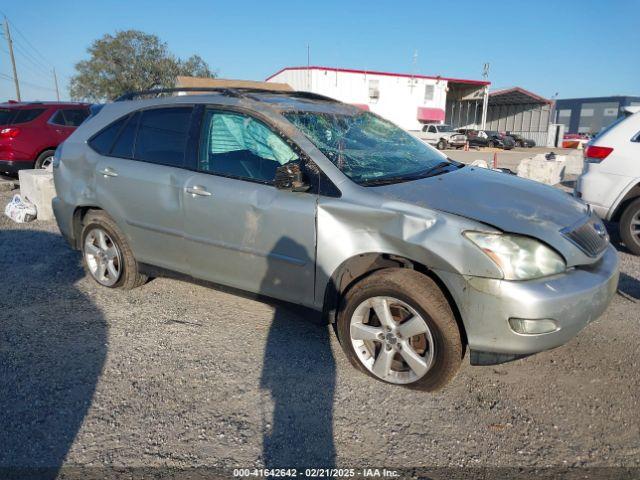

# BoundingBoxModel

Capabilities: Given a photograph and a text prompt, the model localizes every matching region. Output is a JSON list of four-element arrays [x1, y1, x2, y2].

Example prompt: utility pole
[[480, 62, 490, 130], [53, 68, 60, 101], [3, 17, 21, 101]]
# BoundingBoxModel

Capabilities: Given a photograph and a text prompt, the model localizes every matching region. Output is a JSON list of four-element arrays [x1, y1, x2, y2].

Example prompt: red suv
[[0, 101, 90, 173]]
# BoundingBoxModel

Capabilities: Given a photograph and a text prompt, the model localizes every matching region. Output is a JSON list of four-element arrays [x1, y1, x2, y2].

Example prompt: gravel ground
[[0, 187, 639, 477]]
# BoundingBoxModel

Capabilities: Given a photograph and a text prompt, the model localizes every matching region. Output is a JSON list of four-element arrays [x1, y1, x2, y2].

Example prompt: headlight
[[464, 231, 566, 280]]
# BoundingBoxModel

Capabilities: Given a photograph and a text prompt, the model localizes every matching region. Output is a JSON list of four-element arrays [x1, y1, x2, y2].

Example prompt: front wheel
[[620, 198, 640, 255], [436, 139, 447, 150], [487, 140, 495, 148], [337, 269, 464, 391]]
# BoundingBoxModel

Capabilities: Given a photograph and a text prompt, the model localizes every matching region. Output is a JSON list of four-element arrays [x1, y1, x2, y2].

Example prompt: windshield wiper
[[361, 160, 463, 186]]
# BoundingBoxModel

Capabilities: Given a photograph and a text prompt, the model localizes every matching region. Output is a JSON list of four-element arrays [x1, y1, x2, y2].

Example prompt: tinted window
[[50, 110, 66, 126], [111, 112, 140, 158], [88, 116, 129, 155], [0, 108, 15, 125], [134, 107, 192, 167], [199, 110, 298, 182], [63, 109, 90, 127], [12, 108, 45, 124]]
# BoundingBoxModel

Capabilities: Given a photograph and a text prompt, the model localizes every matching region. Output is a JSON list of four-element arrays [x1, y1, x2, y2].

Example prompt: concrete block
[[18, 169, 56, 221], [517, 155, 565, 185], [564, 151, 585, 176]]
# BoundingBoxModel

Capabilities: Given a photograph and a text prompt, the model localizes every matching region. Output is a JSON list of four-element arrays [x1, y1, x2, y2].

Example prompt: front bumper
[[0, 159, 33, 174], [436, 245, 619, 358]]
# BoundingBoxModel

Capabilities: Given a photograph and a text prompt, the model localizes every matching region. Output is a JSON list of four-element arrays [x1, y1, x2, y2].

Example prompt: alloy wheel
[[350, 296, 435, 384], [84, 227, 122, 286], [631, 211, 640, 242]]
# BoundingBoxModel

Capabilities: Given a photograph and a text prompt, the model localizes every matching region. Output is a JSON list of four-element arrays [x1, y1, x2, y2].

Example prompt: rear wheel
[[34, 150, 55, 170], [487, 140, 495, 148], [620, 198, 640, 255], [337, 269, 464, 391], [81, 211, 147, 289]]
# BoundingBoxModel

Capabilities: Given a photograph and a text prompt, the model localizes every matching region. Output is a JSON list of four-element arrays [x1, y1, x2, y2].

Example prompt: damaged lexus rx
[[52, 88, 619, 390]]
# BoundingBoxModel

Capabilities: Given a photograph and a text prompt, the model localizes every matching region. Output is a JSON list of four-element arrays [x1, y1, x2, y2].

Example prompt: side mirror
[[274, 160, 310, 192]]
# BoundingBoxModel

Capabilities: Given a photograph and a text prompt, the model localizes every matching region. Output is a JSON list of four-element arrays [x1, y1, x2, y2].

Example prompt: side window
[[12, 108, 46, 124], [199, 109, 298, 183], [428, 125, 437, 133], [88, 116, 129, 155], [63, 109, 90, 127], [111, 112, 140, 158], [134, 107, 192, 167], [50, 110, 66, 126]]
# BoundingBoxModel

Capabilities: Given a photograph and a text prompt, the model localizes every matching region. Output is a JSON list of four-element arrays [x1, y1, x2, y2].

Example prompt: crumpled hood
[[373, 166, 594, 266]]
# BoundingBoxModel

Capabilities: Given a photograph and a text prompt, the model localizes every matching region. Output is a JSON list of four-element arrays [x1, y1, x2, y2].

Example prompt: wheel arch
[[322, 252, 467, 345], [610, 182, 640, 222], [71, 205, 104, 249]]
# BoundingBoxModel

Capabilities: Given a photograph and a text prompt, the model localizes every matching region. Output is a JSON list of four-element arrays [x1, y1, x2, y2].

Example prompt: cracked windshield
[[284, 111, 459, 185]]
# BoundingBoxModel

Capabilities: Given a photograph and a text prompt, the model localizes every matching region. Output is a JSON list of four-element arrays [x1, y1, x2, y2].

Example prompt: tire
[[620, 198, 640, 255], [516, 141, 524, 148], [336, 268, 464, 391], [436, 139, 447, 150], [34, 149, 56, 170], [487, 141, 495, 148], [81, 210, 147, 289]]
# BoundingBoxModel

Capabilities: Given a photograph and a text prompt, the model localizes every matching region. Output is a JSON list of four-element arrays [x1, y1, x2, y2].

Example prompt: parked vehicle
[[415, 123, 467, 150], [0, 101, 90, 173], [576, 107, 640, 255], [457, 129, 490, 148], [507, 133, 536, 148], [485, 131, 516, 150], [53, 88, 619, 390]]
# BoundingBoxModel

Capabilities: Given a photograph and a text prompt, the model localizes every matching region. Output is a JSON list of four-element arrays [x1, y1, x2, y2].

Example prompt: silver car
[[52, 89, 619, 390]]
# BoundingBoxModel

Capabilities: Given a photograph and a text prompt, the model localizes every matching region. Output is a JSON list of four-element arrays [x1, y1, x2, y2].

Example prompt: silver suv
[[53, 88, 619, 390]]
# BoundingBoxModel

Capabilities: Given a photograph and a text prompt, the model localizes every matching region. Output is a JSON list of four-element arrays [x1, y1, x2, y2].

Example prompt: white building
[[266, 66, 490, 131]]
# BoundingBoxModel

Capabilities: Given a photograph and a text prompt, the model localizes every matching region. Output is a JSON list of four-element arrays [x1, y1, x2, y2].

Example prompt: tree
[[69, 30, 216, 101]]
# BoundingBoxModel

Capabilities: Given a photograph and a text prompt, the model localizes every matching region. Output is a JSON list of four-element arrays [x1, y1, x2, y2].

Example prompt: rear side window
[[111, 112, 140, 158], [88, 116, 129, 155], [51, 109, 90, 127], [0, 108, 16, 125], [134, 107, 192, 167], [12, 108, 46, 124]]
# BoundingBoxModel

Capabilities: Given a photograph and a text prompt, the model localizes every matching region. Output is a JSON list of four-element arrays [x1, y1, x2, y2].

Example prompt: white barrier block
[[564, 152, 585, 176], [17, 169, 56, 221], [516, 155, 565, 185]]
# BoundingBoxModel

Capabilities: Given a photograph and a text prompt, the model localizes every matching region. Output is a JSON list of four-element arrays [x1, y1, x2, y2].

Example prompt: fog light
[[509, 318, 558, 335]]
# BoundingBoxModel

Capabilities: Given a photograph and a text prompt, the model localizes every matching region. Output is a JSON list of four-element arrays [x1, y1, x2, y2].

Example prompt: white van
[[576, 107, 640, 254]]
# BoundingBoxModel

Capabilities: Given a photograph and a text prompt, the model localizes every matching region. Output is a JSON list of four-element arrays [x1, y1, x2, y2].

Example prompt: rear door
[[183, 108, 317, 306], [92, 106, 196, 272]]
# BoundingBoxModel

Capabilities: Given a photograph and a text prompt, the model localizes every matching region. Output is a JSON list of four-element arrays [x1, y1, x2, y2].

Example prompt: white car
[[415, 124, 467, 150], [576, 107, 640, 254]]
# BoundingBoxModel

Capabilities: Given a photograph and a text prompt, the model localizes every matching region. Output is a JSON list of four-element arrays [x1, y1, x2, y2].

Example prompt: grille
[[562, 217, 609, 257]]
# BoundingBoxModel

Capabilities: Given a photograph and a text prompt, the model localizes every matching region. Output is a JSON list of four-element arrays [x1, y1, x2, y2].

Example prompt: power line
[[0, 12, 53, 68], [12, 39, 52, 76], [0, 73, 56, 92]]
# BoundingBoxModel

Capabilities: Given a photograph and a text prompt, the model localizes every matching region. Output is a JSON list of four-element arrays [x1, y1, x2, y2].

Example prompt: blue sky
[[1, 0, 637, 101]]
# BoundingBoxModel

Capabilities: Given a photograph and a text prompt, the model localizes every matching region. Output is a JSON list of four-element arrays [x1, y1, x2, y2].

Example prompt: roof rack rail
[[114, 87, 341, 104], [114, 87, 245, 102]]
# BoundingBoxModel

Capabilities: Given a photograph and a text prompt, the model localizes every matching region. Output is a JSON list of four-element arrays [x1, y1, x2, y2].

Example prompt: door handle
[[99, 167, 118, 178], [185, 185, 212, 197]]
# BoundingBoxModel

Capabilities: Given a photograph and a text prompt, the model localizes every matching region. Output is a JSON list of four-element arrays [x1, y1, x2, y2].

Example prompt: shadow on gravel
[[618, 272, 640, 301], [0, 230, 106, 479], [260, 238, 336, 469]]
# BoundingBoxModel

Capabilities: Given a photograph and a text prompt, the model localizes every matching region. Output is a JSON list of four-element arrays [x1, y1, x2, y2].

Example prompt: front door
[[183, 108, 317, 307]]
